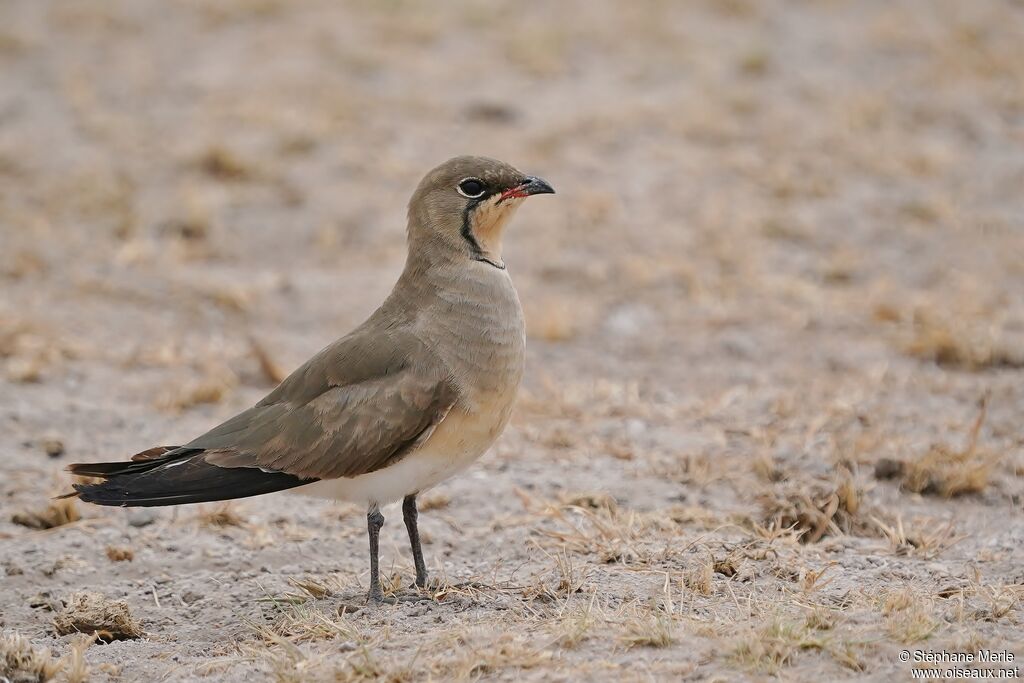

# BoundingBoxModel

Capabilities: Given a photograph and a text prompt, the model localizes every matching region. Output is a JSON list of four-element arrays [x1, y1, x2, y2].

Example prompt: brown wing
[[184, 329, 457, 480], [197, 369, 455, 479], [68, 319, 458, 506]]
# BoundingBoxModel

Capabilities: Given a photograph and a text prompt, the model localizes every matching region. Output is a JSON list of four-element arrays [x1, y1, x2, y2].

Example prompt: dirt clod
[[53, 592, 143, 642]]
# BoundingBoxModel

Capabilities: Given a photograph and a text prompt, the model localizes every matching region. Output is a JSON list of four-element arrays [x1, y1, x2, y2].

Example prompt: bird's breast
[[421, 268, 526, 410]]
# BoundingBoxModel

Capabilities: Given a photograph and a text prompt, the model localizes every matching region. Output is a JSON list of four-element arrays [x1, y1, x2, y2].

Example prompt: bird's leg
[[366, 506, 386, 603], [403, 494, 428, 588]]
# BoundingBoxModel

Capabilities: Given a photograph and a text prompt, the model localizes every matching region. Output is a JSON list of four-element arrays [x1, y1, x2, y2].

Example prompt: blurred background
[[1, 0, 1022, 679]]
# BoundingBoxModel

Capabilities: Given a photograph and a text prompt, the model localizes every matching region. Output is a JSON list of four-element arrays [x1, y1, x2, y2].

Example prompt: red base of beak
[[499, 187, 530, 202]]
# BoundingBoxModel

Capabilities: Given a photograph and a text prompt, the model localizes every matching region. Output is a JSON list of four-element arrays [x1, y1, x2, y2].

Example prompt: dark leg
[[366, 506, 385, 603], [403, 494, 428, 588]]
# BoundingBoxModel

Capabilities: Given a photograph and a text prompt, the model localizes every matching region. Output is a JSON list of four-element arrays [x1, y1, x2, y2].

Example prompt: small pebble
[[42, 438, 65, 458], [127, 510, 157, 527]]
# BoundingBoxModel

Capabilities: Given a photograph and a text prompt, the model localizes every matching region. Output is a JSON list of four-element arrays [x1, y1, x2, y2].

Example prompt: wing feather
[[190, 331, 457, 480]]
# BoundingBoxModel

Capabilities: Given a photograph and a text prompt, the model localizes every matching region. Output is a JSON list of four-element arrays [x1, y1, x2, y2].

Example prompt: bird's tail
[[65, 447, 312, 507]]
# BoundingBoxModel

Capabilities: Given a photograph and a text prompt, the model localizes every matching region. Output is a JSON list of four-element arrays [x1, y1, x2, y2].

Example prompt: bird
[[65, 156, 554, 603]]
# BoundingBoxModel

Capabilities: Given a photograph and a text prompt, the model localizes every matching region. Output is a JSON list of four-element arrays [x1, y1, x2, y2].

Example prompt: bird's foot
[[365, 587, 396, 606], [367, 596, 399, 606], [366, 588, 429, 605]]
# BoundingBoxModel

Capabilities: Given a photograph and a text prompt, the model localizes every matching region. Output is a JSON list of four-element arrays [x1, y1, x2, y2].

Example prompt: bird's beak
[[498, 176, 555, 203]]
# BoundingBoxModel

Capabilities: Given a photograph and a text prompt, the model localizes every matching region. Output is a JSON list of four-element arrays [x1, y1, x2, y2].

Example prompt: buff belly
[[295, 405, 510, 507]]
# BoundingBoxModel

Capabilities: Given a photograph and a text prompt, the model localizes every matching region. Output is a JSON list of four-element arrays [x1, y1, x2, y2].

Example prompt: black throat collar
[[473, 255, 506, 270], [462, 202, 506, 271]]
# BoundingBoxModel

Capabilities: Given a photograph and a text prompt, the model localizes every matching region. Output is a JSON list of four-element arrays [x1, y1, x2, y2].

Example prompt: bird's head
[[407, 156, 554, 269]]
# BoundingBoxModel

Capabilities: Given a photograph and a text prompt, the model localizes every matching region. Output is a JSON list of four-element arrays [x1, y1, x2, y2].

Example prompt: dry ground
[[1, 0, 1023, 681]]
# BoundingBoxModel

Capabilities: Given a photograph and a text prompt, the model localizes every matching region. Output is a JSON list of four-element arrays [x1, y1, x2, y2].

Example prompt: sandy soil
[[1, 0, 1023, 680]]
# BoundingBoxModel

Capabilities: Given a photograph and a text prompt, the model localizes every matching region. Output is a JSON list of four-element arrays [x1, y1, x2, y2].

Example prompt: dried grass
[[433, 630, 553, 680], [901, 445, 994, 497], [158, 364, 238, 412], [905, 315, 1024, 370], [759, 471, 869, 543], [619, 607, 676, 649], [525, 298, 579, 342], [870, 515, 962, 558], [195, 145, 261, 181], [105, 546, 134, 562], [874, 398, 997, 497], [883, 591, 938, 643], [550, 596, 601, 649], [731, 618, 826, 673], [0, 631, 61, 683], [249, 337, 288, 385], [0, 320, 71, 384], [197, 504, 246, 529], [11, 498, 80, 530], [253, 604, 361, 645], [684, 556, 714, 596], [59, 635, 94, 683]]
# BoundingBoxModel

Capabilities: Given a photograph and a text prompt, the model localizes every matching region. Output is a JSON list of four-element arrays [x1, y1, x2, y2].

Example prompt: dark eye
[[457, 178, 486, 198]]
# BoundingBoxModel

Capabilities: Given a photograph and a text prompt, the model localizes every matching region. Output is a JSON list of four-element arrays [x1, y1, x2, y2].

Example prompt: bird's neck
[[394, 238, 516, 306], [466, 200, 522, 268]]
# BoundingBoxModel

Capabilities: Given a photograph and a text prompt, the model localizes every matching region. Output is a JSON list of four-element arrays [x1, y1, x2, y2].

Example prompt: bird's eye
[[457, 178, 486, 199]]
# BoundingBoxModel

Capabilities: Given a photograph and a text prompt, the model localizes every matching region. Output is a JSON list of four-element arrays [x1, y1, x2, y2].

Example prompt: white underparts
[[296, 400, 513, 507]]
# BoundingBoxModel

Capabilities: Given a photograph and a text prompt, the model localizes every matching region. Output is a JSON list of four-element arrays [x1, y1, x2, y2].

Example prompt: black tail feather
[[68, 450, 314, 507], [68, 447, 200, 479]]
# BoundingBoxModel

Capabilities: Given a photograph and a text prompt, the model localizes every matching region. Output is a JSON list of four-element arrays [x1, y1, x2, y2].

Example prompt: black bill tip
[[522, 175, 555, 196]]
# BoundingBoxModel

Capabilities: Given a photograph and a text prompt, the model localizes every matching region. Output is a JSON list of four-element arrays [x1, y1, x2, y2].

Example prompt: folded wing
[[70, 330, 457, 506]]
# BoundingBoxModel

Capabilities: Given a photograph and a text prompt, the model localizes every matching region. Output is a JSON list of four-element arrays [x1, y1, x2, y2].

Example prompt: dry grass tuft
[[417, 492, 451, 511], [196, 145, 260, 181], [11, 498, 80, 530], [551, 596, 601, 649], [874, 398, 996, 497], [59, 634, 94, 683], [731, 618, 826, 673], [900, 445, 994, 497], [759, 471, 868, 543], [437, 631, 553, 680], [53, 592, 143, 642], [524, 548, 589, 601], [237, 630, 338, 683], [871, 515, 961, 558], [904, 315, 1024, 370], [0, 631, 61, 683], [972, 584, 1023, 622], [532, 497, 680, 566], [0, 320, 71, 384], [559, 491, 618, 512], [158, 364, 238, 412], [197, 504, 246, 529], [286, 576, 335, 601], [883, 590, 938, 643], [104, 546, 134, 562], [805, 605, 836, 631], [619, 607, 676, 649], [525, 298, 580, 342], [253, 603, 361, 645], [684, 556, 714, 595], [249, 337, 288, 385]]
